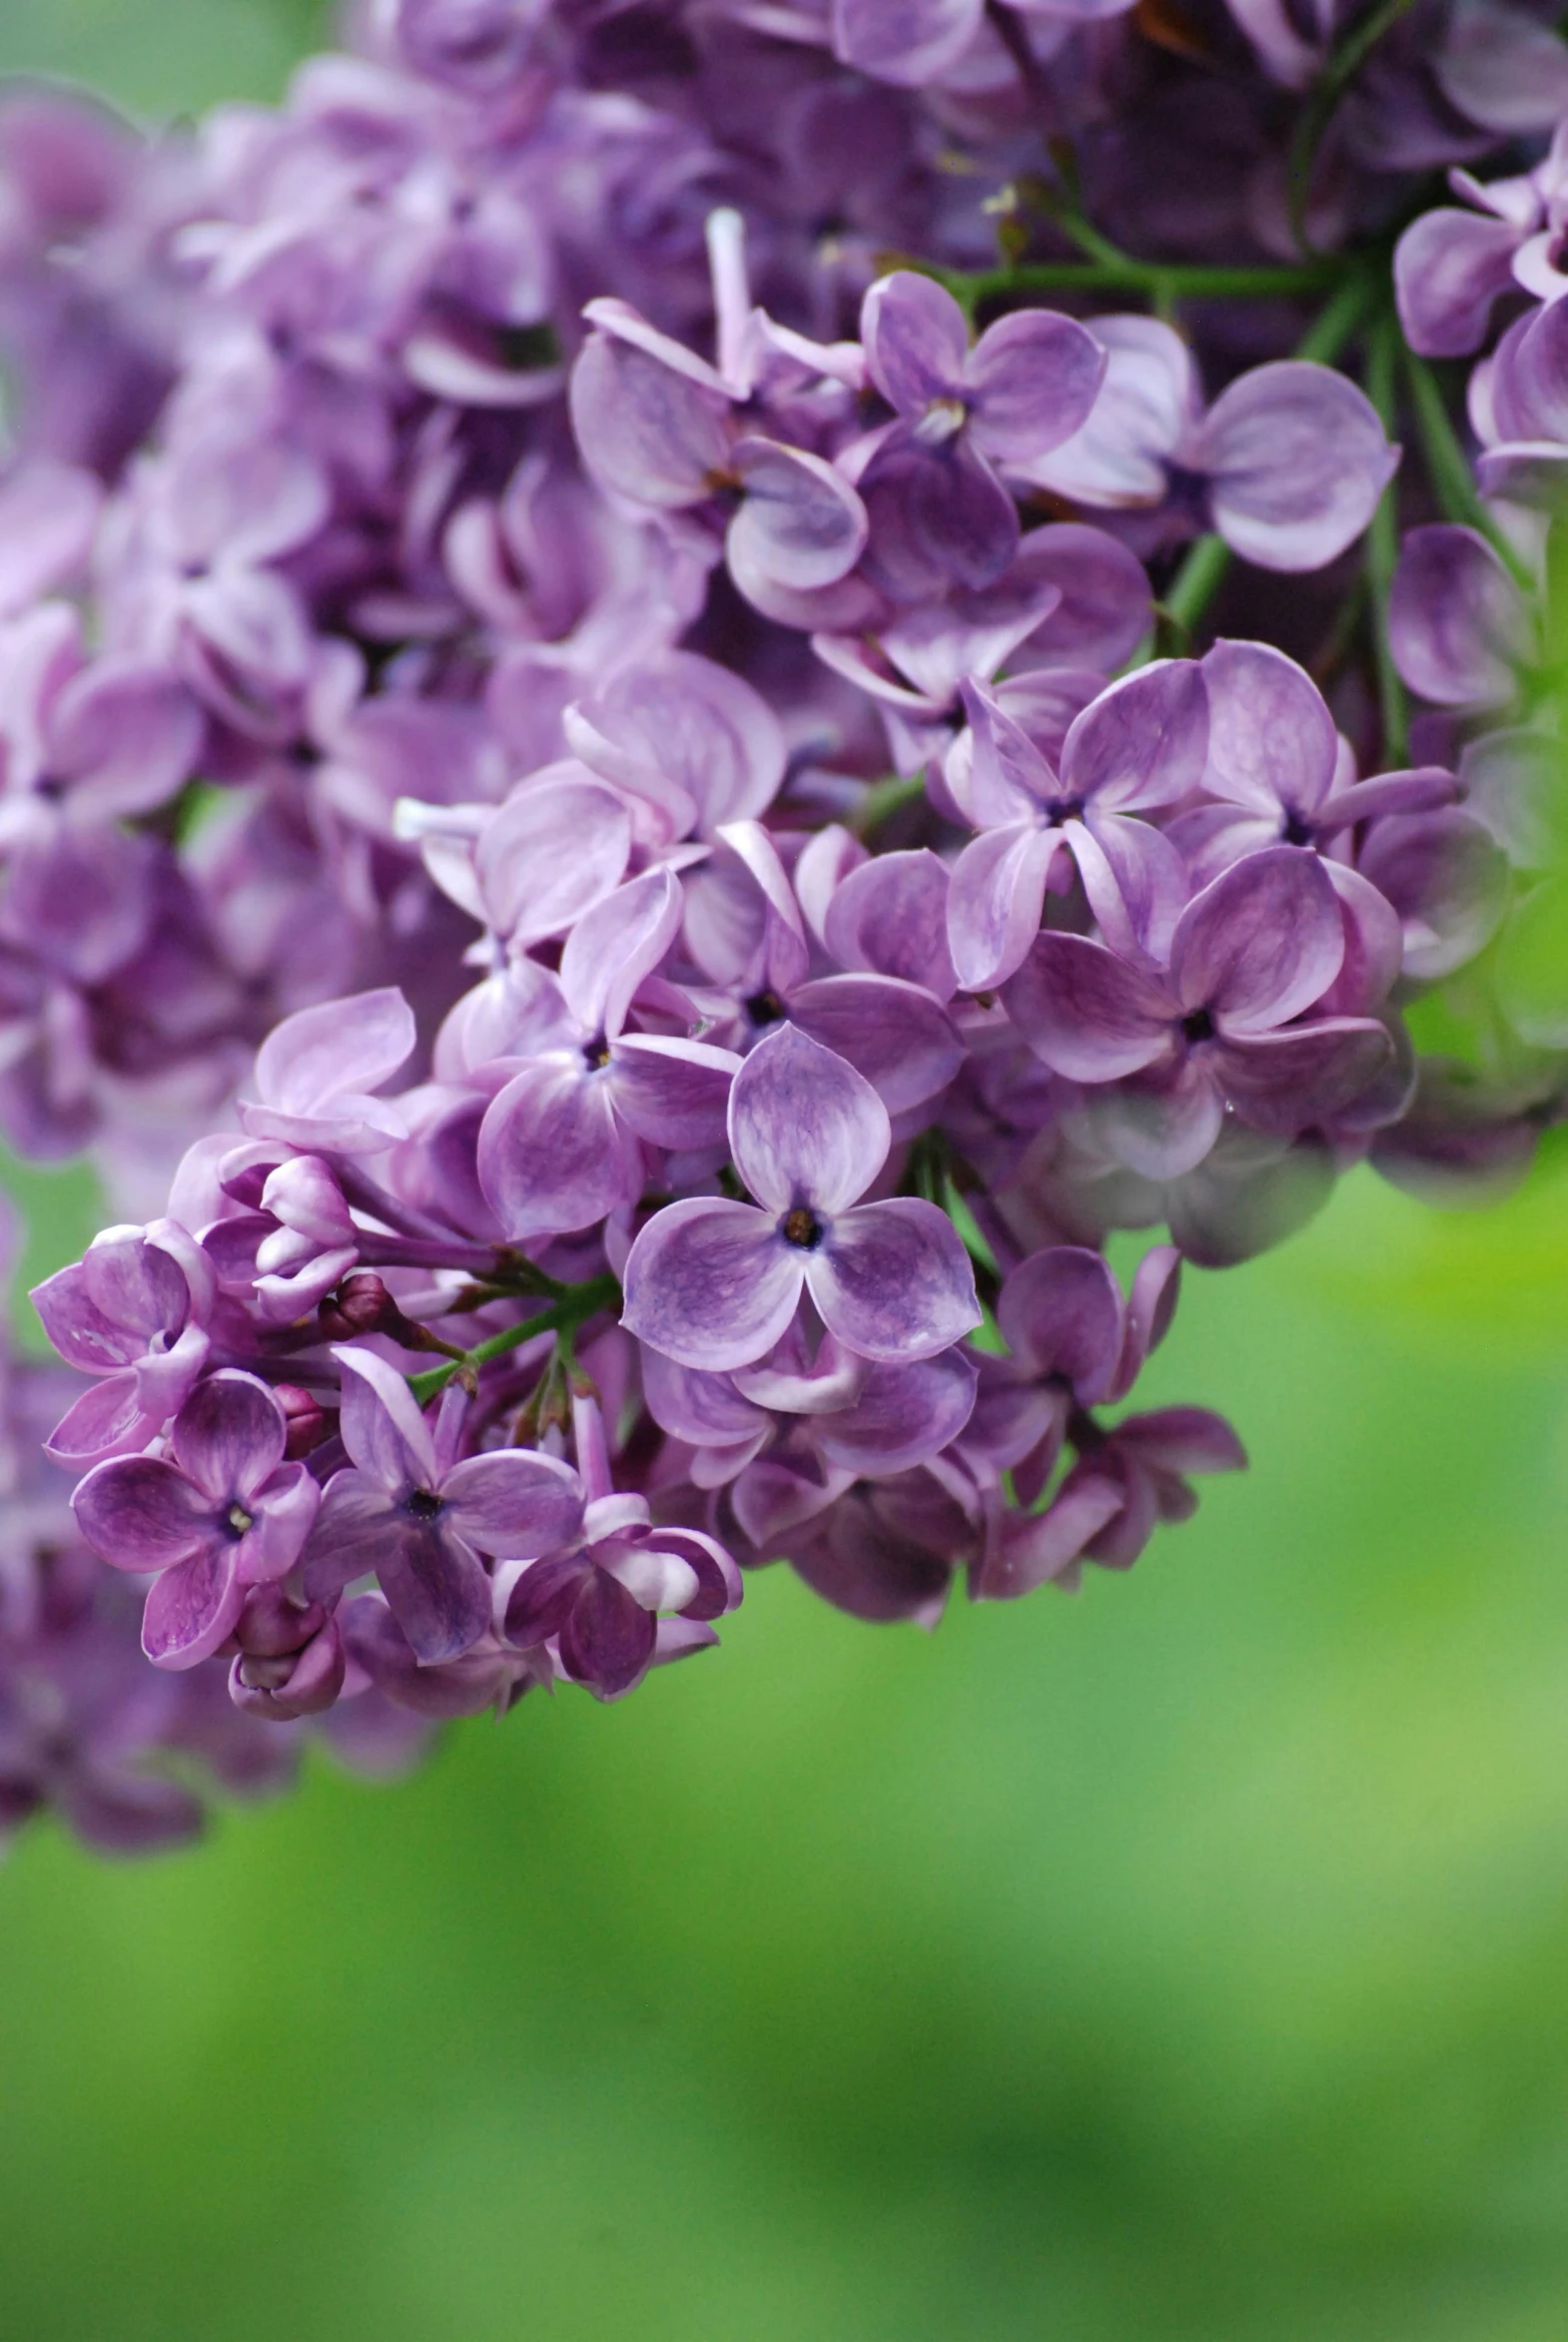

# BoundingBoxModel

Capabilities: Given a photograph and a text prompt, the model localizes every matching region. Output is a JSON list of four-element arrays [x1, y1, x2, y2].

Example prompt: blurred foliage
[[3, 7, 1568, 2340], [0, 0, 335, 118]]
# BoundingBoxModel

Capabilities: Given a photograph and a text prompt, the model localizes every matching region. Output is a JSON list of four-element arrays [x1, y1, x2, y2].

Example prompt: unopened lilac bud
[[230, 1615, 345, 1721], [234, 1582, 330, 1659], [318, 1271, 401, 1341], [273, 1383, 330, 1459]]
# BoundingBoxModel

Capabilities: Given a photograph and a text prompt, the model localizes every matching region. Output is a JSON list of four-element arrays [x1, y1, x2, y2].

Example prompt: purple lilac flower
[[623, 1022, 980, 1370], [302, 1347, 584, 1663], [72, 1370, 321, 1668]]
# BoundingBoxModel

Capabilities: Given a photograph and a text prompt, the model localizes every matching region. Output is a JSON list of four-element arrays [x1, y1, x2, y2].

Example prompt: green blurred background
[[4, 7, 1568, 2337]]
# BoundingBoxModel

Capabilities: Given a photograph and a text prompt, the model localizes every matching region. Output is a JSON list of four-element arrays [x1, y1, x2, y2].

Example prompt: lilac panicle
[[1, 0, 1556, 1840]]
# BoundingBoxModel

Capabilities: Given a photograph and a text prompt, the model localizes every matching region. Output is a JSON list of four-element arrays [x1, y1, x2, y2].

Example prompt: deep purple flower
[[1005, 847, 1394, 1176], [72, 1370, 322, 1668], [623, 1022, 980, 1370], [302, 1347, 584, 1664], [496, 1399, 741, 1699]]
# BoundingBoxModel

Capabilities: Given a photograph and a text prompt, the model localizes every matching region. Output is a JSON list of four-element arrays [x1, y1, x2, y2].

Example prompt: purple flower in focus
[[302, 1347, 583, 1663], [239, 987, 415, 1156], [1005, 847, 1394, 1176], [622, 1022, 980, 1370], [852, 271, 1105, 598], [474, 868, 741, 1241], [496, 1397, 741, 1699], [34, 1219, 214, 1464], [72, 1370, 321, 1668], [1013, 316, 1399, 572]]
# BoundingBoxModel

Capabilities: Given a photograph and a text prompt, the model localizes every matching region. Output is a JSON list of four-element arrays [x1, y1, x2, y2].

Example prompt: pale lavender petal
[[1112, 1406, 1247, 1474], [1060, 659, 1209, 814], [947, 824, 1062, 993], [1084, 1054, 1225, 1180], [1200, 639, 1338, 816], [1070, 814, 1187, 964], [141, 1545, 245, 1671], [808, 1196, 980, 1362], [301, 1472, 399, 1599], [966, 309, 1106, 460], [861, 271, 969, 412], [568, 333, 730, 508], [996, 1244, 1125, 1397], [1394, 208, 1525, 357], [1388, 526, 1523, 707], [253, 987, 414, 1117], [787, 975, 964, 1116], [333, 1344, 437, 1496], [1434, 0, 1568, 134], [832, 0, 985, 89], [1171, 847, 1343, 1032], [1015, 316, 1194, 502], [621, 1196, 803, 1371], [44, 1373, 156, 1465], [1010, 523, 1153, 671], [48, 658, 202, 822], [1358, 808, 1511, 980], [234, 1462, 320, 1584], [610, 1036, 740, 1150], [813, 1348, 978, 1475], [1002, 934, 1172, 1080], [728, 1022, 890, 1215], [72, 1454, 214, 1572], [822, 850, 957, 999], [1201, 363, 1399, 572], [1215, 1020, 1396, 1133], [728, 438, 869, 591], [477, 1062, 643, 1241], [639, 1347, 767, 1450], [559, 865, 683, 1043], [475, 776, 632, 948], [441, 1448, 585, 1556]]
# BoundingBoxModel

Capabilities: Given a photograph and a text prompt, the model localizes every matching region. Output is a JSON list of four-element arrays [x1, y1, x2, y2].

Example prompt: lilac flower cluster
[[1, 0, 1565, 1839]]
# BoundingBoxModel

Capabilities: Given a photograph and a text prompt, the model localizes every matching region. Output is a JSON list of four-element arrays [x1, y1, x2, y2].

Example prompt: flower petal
[[1171, 846, 1343, 1032], [1200, 362, 1399, 573], [967, 309, 1106, 460], [1215, 1020, 1396, 1134], [141, 1544, 244, 1670], [621, 1196, 803, 1371], [729, 1021, 890, 1215], [1200, 638, 1338, 816], [1388, 525, 1524, 707], [333, 1345, 438, 1496], [441, 1448, 585, 1557], [787, 975, 964, 1117], [1003, 934, 1172, 1081], [1059, 658, 1209, 815], [568, 332, 730, 508], [73, 1454, 216, 1573], [813, 1347, 978, 1475], [558, 1567, 657, 1697], [728, 438, 869, 591], [996, 1244, 1125, 1397], [169, 1369, 287, 1506], [477, 1061, 642, 1241], [808, 1196, 980, 1362], [861, 270, 969, 413]]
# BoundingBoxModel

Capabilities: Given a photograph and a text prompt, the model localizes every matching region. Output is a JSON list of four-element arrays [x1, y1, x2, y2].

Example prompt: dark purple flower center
[[1281, 809, 1314, 847], [1181, 1007, 1215, 1045], [781, 1206, 823, 1249], [746, 990, 787, 1029], [581, 1035, 611, 1070], [404, 1487, 444, 1521]]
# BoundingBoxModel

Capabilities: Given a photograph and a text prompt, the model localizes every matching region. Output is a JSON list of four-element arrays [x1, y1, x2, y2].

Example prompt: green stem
[[1364, 311, 1408, 766], [405, 1273, 620, 1405], [1287, 0, 1420, 253], [1163, 535, 1232, 640], [933, 259, 1338, 312], [1401, 347, 1532, 584], [853, 770, 928, 837]]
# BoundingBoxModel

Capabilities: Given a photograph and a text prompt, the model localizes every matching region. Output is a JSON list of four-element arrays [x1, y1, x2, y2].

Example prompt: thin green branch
[[405, 1273, 621, 1405], [1401, 347, 1532, 584], [1364, 311, 1409, 767], [1288, 0, 1420, 253]]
